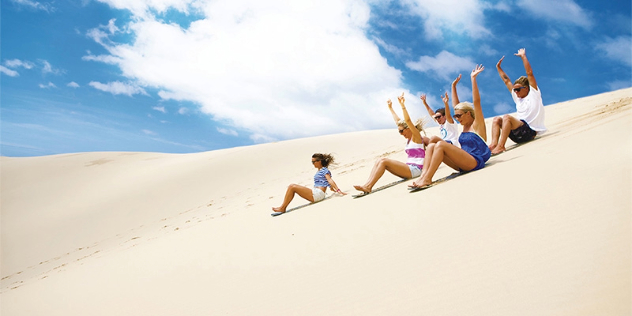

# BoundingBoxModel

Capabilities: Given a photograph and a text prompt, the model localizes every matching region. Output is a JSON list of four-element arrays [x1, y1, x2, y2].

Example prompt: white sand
[[2, 88, 630, 315]]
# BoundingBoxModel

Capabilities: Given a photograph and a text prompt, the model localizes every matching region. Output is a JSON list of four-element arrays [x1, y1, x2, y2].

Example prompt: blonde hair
[[455, 102, 475, 119], [514, 76, 529, 87], [398, 119, 426, 134]]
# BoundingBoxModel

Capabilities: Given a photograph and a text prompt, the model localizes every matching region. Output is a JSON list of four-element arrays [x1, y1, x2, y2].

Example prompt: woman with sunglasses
[[353, 93, 428, 193], [410, 65, 491, 189], [421, 92, 460, 147], [272, 153, 345, 214]]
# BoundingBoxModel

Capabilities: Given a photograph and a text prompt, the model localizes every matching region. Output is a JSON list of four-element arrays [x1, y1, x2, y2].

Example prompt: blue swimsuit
[[459, 132, 491, 172]]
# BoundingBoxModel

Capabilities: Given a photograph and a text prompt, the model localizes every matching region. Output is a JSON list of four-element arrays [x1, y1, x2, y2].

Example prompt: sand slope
[[1, 88, 631, 315]]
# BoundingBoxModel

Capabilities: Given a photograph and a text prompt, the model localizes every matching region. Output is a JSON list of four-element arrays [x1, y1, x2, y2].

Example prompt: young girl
[[272, 153, 345, 214], [353, 93, 428, 193]]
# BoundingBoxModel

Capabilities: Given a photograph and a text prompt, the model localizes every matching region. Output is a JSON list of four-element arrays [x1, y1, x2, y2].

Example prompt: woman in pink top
[[353, 93, 428, 193]]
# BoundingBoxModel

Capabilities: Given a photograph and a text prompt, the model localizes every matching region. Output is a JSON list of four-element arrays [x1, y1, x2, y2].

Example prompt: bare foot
[[488, 143, 496, 150], [412, 178, 432, 188], [353, 185, 371, 193], [491, 146, 506, 155], [272, 206, 286, 213]]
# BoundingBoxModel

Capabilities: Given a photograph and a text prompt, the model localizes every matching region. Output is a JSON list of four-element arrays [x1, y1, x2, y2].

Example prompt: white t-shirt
[[440, 121, 460, 147], [512, 86, 547, 133]]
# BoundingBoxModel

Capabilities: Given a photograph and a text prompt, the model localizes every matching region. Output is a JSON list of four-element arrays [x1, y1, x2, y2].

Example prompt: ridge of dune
[[1, 88, 631, 315]]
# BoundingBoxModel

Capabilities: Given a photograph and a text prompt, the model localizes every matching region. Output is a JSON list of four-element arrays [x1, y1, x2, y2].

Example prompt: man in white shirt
[[421, 93, 460, 147], [489, 48, 547, 155]]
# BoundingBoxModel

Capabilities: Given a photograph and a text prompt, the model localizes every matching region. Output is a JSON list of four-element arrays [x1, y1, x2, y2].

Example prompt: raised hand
[[452, 74, 462, 86], [420, 94, 427, 103], [515, 48, 526, 58], [471, 64, 484, 78], [496, 56, 505, 69], [387, 99, 393, 108], [397, 92, 405, 106], [441, 92, 449, 104]]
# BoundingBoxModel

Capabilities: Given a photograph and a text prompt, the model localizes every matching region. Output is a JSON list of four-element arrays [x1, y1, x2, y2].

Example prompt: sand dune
[[1, 88, 630, 315]]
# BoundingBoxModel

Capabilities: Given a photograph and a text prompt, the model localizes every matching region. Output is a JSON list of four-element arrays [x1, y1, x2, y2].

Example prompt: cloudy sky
[[1, 0, 630, 156]]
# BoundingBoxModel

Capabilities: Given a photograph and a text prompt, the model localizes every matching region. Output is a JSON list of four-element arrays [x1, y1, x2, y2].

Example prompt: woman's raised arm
[[387, 99, 401, 126], [451, 74, 462, 107], [397, 92, 423, 144], [470, 64, 487, 141]]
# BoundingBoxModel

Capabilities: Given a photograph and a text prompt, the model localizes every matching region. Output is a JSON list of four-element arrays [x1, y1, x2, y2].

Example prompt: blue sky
[[1, 0, 630, 157]]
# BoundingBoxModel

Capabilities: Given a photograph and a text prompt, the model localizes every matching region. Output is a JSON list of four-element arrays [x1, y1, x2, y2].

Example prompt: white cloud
[[105, 19, 119, 34], [89, 0, 407, 142], [40, 60, 63, 75], [217, 127, 238, 136], [491, 2, 510, 12], [493, 102, 514, 115], [606, 80, 631, 91], [406, 51, 476, 80], [400, 0, 494, 39], [373, 37, 409, 57], [0, 65, 19, 77], [152, 106, 167, 113], [10, 0, 54, 12], [94, 0, 192, 18], [595, 36, 632, 67], [82, 52, 122, 64], [39, 82, 57, 89], [4, 59, 35, 69], [89, 81, 148, 96], [142, 129, 157, 135], [67, 82, 80, 88], [516, 0, 593, 29], [479, 44, 498, 56], [178, 107, 189, 115]]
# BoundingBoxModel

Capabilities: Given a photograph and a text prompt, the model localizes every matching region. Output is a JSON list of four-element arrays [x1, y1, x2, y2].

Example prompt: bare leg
[[428, 135, 443, 144], [491, 115, 524, 154], [415, 143, 436, 185], [415, 141, 478, 187], [354, 158, 411, 192], [489, 116, 502, 150], [272, 184, 314, 213]]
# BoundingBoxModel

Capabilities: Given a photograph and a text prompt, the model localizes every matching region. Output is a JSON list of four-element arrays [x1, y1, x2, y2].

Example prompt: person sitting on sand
[[489, 48, 547, 155], [272, 153, 345, 214], [353, 93, 428, 193], [411, 65, 491, 189], [421, 92, 460, 147]]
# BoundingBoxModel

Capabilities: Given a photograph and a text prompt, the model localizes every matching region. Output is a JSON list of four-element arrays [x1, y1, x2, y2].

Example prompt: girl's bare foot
[[411, 177, 432, 188], [272, 206, 286, 213], [353, 185, 371, 193], [491, 146, 506, 155]]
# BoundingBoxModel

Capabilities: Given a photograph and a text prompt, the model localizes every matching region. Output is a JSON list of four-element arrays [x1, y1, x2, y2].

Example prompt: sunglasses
[[453, 113, 465, 119], [433, 114, 442, 120], [312, 159, 320, 164], [398, 127, 408, 134], [513, 86, 527, 92]]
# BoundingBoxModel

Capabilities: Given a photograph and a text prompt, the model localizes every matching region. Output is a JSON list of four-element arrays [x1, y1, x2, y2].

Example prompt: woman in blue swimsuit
[[411, 65, 491, 188]]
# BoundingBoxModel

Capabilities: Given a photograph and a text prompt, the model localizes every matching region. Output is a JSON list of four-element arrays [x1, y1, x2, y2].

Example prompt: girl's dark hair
[[312, 153, 335, 167], [435, 108, 446, 116]]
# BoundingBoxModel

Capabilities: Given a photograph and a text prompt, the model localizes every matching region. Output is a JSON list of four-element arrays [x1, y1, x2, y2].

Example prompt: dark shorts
[[509, 120, 537, 144]]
